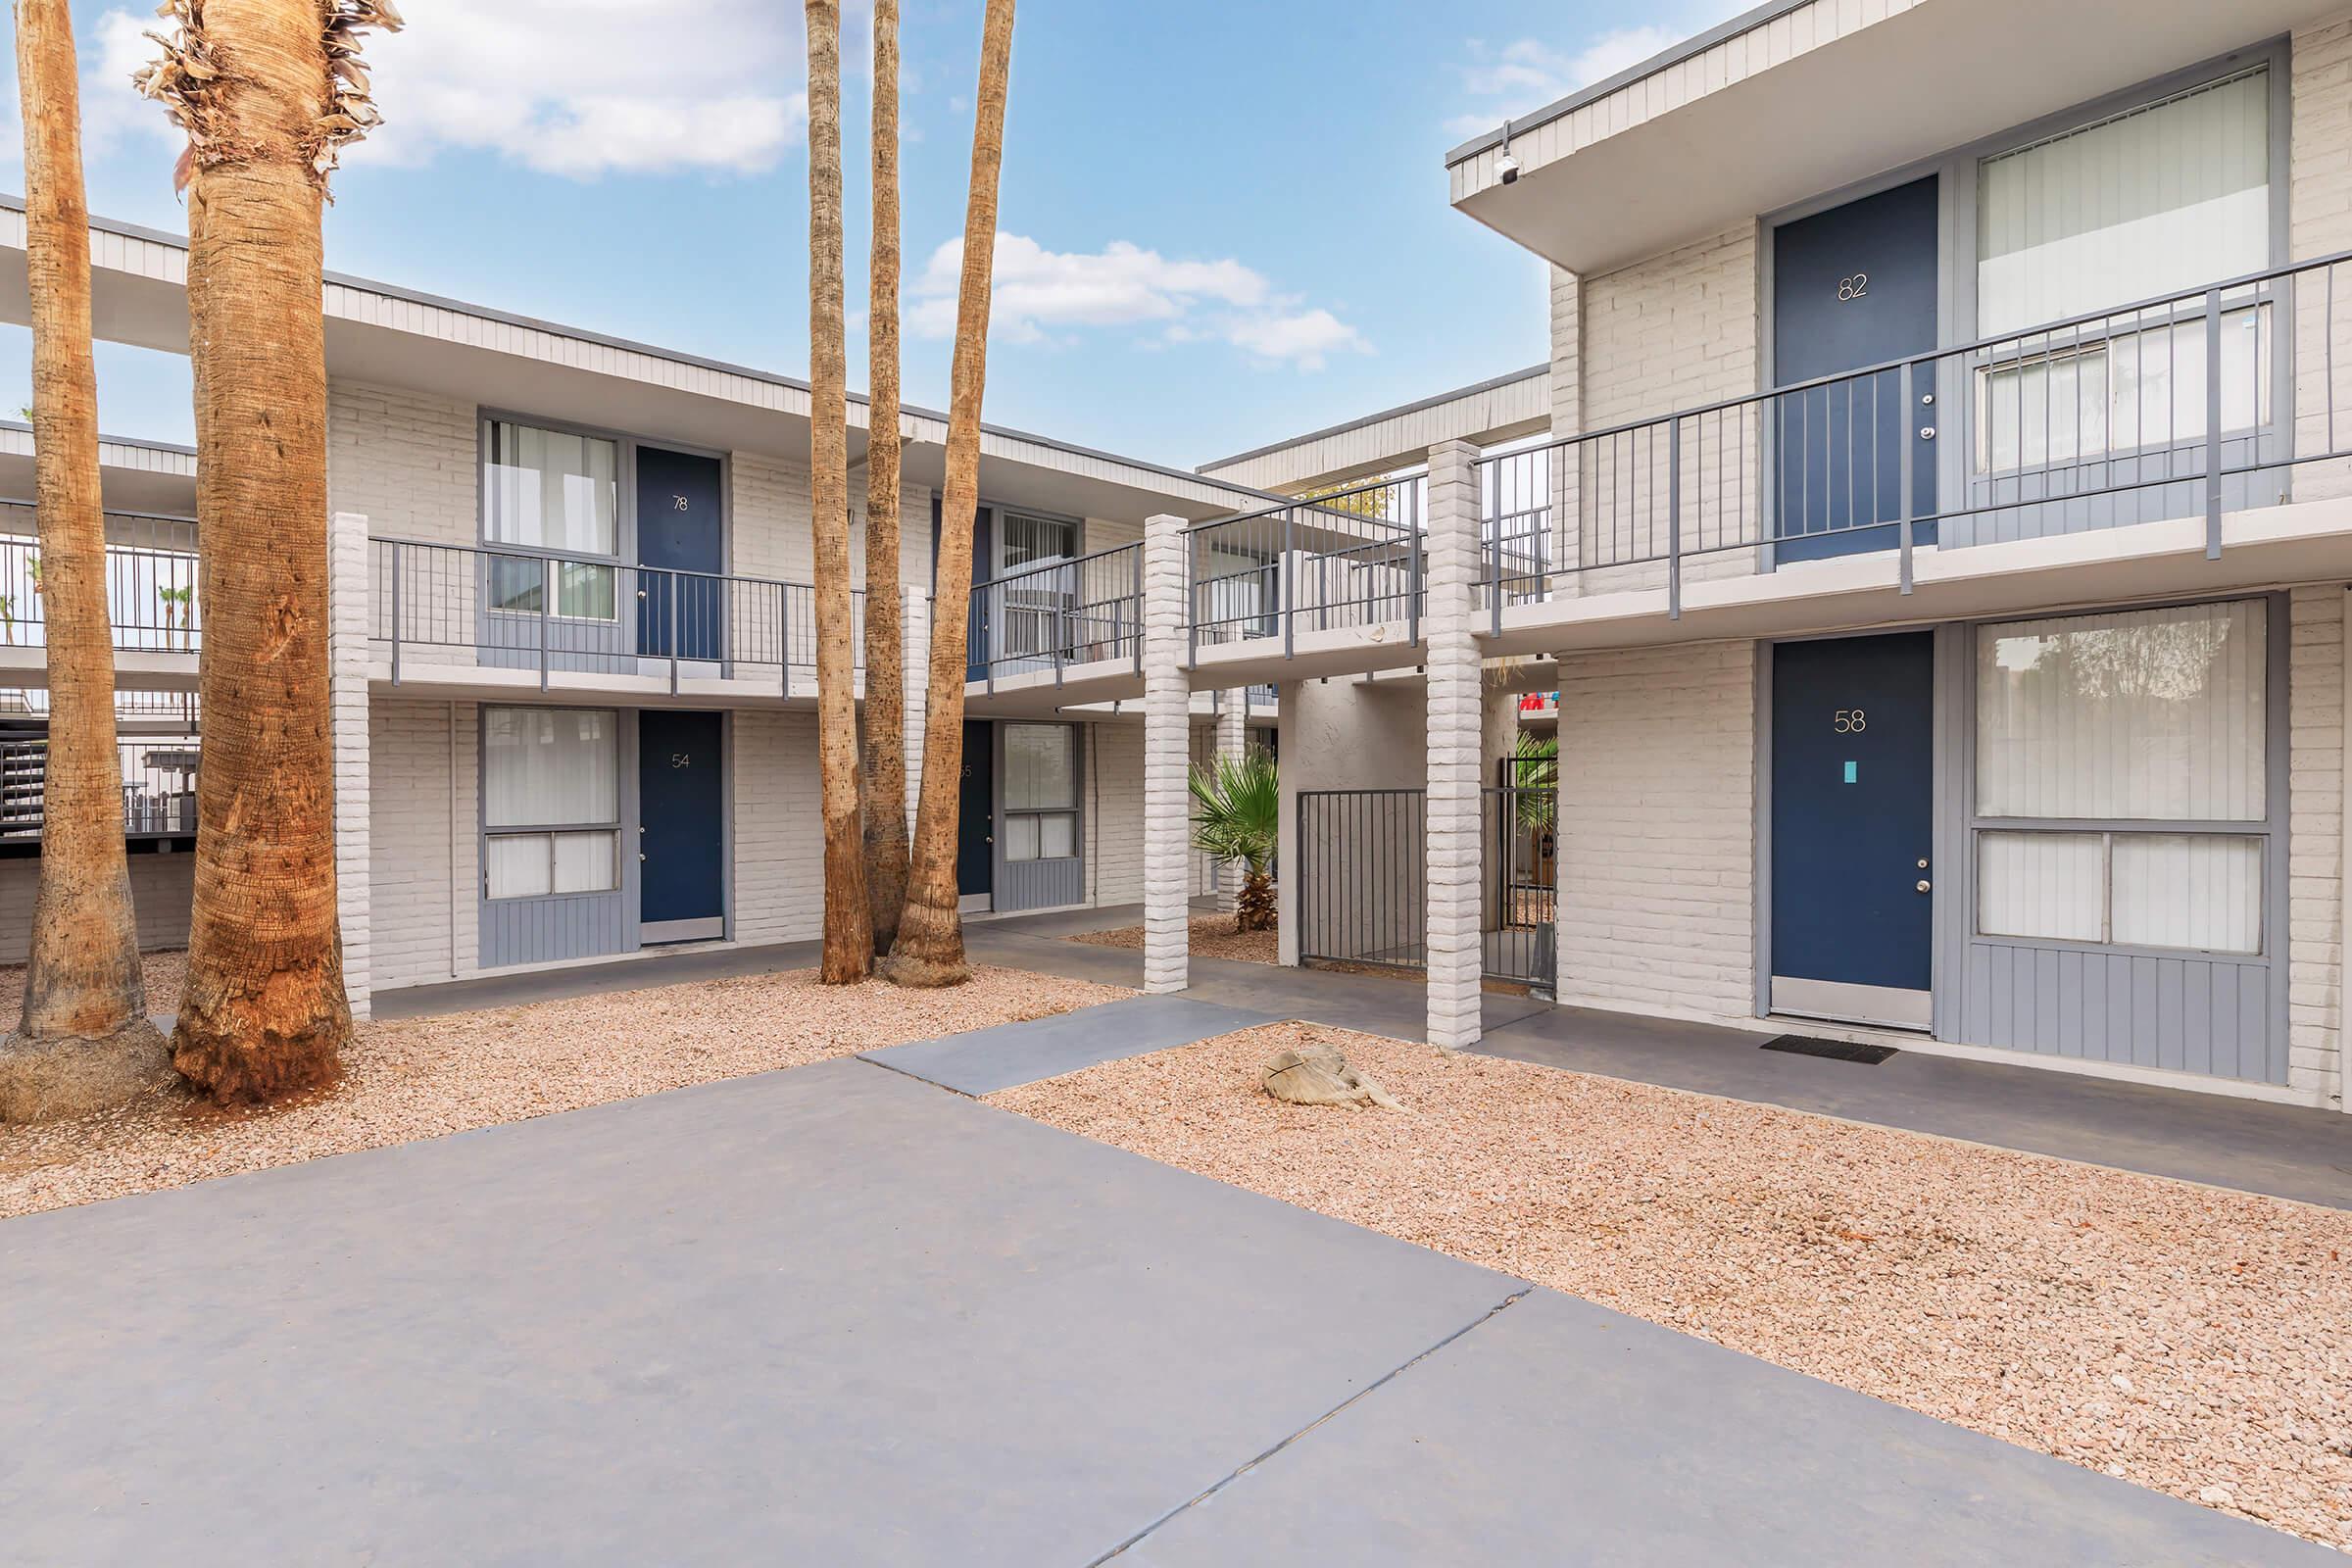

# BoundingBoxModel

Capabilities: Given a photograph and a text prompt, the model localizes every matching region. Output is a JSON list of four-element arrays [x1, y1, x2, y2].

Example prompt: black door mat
[[1760, 1034, 1900, 1065]]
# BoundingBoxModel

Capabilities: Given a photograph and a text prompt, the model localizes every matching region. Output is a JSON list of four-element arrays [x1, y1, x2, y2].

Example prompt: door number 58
[[1833, 709, 1867, 733]]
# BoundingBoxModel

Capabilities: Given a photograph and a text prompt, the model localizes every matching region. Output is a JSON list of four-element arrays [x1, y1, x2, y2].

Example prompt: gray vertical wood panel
[[481, 890, 629, 968], [1960, 940, 2277, 1085], [997, 856, 1085, 914]]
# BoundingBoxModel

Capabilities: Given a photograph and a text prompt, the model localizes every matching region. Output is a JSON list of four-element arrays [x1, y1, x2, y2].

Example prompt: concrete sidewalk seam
[[1087, 1285, 1536, 1565]]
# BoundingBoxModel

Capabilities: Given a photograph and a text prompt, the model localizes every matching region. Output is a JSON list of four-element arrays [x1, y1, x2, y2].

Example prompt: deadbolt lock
[[1917, 858, 1930, 869]]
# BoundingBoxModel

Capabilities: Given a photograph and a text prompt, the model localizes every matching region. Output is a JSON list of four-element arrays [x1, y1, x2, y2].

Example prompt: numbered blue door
[[1770, 632, 1935, 1027], [956, 719, 994, 905], [638, 709, 724, 943], [637, 447, 724, 661], [1772, 176, 1939, 563]]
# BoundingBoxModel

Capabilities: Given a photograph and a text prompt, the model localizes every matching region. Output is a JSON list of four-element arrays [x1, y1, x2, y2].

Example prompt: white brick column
[[1425, 440, 1484, 1049], [901, 587, 929, 834], [328, 511, 372, 1019], [1142, 513, 1192, 993], [1213, 688, 1247, 910]]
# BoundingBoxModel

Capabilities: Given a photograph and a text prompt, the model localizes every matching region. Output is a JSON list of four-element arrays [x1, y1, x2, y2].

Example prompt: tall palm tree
[[806, 0, 873, 983], [135, 0, 401, 1102], [859, 0, 909, 955], [0, 0, 171, 1123], [883, 0, 1015, 989], [1190, 747, 1278, 934]]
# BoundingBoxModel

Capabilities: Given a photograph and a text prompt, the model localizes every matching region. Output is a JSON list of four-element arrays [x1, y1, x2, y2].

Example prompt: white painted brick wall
[[1091, 719, 1147, 906], [2288, 585, 2346, 1106], [1555, 640, 1757, 1021], [2293, 15, 2352, 504], [329, 512, 372, 1016], [731, 709, 824, 947], [1425, 440, 1485, 1049], [1140, 514, 1191, 992], [368, 698, 478, 992], [732, 453, 933, 588], [326, 380, 475, 545]]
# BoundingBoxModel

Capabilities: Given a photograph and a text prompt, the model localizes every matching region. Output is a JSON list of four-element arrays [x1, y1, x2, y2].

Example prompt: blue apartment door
[[639, 710, 725, 942], [956, 719, 994, 905], [1772, 175, 1938, 562], [637, 446, 724, 661], [1770, 632, 1935, 1027]]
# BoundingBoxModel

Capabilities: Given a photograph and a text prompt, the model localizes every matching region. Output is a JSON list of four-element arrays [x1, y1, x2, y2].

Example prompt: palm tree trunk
[[0, 0, 171, 1123], [140, 0, 399, 1102], [807, 0, 873, 983], [859, 0, 909, 955], [884, 0, 1015, 988]]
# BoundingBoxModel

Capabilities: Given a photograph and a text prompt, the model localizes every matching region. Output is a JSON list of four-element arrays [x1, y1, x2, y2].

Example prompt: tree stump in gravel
[[1262, 1044, 1399, 1109]]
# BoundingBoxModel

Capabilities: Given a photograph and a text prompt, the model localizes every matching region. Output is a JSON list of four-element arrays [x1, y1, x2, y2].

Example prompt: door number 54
[[1833, 709, 1867, 733]]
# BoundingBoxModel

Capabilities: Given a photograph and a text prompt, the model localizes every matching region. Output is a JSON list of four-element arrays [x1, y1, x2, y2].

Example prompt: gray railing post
[[1666, 417, 1683, 620], [669, 574, 680, 697], [1054, 568, 1065, 688], [2204, 287, 2224, 559], [1898, 359, 1916, 595], [1281, 508, 1295, 659], [1184, 532, 1198, 670], [539, 554, 553, 691], [1489, 463, 1504, 638], [1409, 486, 1424, 647], [387, 540, 403, 685], [1134, 545, 1146, 674]]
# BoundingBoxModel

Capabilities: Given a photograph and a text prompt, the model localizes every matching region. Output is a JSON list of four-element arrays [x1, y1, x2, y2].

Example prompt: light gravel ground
[[0, 950, 188, 1026], [1072, 915, 1278, 965], [989, 1020, 2352, 1551], [0, 964, 1128, 1219]]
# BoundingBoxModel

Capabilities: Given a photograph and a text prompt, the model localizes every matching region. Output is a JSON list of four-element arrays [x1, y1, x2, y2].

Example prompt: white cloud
[[79, 0, 818, 179], [1445, 6, 1756, 141], [1444, 29, 1680, 138], [909, 233, 1367, 370]]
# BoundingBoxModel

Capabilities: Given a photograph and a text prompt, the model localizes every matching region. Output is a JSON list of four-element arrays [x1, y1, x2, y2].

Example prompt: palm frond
[[1190, 745, 1279, 876]]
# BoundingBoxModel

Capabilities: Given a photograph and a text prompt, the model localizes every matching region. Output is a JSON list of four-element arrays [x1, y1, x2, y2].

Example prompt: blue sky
[[0, 0, 1738, 469]]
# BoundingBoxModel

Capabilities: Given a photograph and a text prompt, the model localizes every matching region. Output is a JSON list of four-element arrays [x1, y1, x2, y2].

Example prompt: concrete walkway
[[2, 1019, 2328, 1566], [368, 907, 2352, 1211]]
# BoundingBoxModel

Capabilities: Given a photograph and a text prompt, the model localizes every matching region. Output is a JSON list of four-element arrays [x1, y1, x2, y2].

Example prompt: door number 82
[[1833, 709, 1867, 733]]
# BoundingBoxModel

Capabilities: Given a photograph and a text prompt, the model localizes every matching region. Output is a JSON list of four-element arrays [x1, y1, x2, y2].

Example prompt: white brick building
[[0, 205, 1273, 1006], [1188, 0, 2352, 1111], [1, 0, 2346, 1114]]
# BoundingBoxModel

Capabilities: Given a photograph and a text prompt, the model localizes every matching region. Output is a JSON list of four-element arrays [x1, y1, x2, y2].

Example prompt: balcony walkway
[[371, 904, 2352, 1212]]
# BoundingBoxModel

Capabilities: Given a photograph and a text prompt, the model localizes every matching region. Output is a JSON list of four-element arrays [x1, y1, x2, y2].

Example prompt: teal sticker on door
[[1843, 760, 1858, 784]]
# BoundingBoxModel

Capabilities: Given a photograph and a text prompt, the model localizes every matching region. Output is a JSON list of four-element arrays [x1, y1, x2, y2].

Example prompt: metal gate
[[1295, 787, 1555, 990]]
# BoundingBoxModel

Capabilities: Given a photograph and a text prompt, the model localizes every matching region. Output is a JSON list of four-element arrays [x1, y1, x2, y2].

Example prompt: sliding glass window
[[1003, 722, 1077, 862], [483, 707, 621, 900], [483, 419, 620, 620], [1974, 601, 2267, 956]]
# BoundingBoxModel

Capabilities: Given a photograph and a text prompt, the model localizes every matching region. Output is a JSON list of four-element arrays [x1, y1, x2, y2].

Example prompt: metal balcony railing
[[0, 735, 201, 841], [0, 514, 202, 653], [965, 541, 1143, 688], [370, 538, 865, 696], [1186, 474, 1427, 662], [1476, 250, 2352, 626]]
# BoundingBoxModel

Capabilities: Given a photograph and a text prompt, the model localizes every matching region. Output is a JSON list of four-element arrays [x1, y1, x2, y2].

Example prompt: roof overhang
[[1197, 365, 1549, 493], [1446, 0, 2331, 276], [0, 423, 197, 514], [0, 202, 1273, 526]]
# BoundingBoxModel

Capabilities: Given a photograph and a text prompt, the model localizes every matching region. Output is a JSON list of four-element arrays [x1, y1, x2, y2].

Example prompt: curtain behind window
[[1978, 68, 2269, 336]]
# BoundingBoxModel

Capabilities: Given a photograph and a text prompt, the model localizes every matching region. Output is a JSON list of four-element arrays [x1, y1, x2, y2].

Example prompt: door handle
[[1916, 879, 1932, 893], [639, 852, 648, 862], [1918, 425, 1936, 440]]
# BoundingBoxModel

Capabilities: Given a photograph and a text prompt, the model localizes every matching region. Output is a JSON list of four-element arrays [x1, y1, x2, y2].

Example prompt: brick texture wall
[[1089, 719, 1146, 907], [1555, 640, 1756, 1020], [327, 380, 476, 545], [731, 709, 823, 947], [2288, 585, 2347, 1105], [368, 697, 477, 992]]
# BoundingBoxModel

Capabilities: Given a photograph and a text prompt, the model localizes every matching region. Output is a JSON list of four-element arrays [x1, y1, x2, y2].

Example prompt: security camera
[[1498, 151, 1521, 185]]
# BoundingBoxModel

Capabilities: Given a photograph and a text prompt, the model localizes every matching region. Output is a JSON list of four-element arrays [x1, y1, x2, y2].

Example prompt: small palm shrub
[[1190, 745, 1278, 933]]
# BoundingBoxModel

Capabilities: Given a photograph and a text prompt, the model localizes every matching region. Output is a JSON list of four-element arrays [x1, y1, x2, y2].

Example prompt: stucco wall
[[0, 851, 194, 963]]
